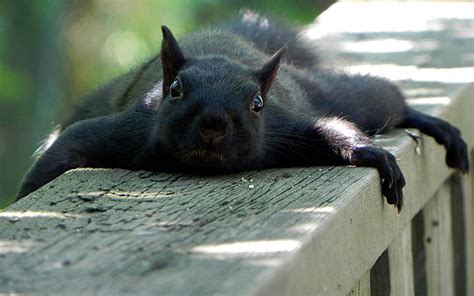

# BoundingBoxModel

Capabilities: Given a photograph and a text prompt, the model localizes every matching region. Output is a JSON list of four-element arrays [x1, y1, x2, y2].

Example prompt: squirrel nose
[[197, 116, 228, 144], [199, 127, 226, 144]]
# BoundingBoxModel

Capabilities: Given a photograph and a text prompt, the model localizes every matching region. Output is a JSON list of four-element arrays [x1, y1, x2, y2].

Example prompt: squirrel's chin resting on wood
[[16, 14, 469, 212]]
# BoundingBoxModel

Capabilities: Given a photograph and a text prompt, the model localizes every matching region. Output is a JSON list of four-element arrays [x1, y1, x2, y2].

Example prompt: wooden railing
[[0, 3, 473, 295]]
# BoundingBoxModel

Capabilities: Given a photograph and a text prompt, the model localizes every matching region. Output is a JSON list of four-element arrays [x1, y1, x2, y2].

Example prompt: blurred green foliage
[[0, 0, 332, 208]]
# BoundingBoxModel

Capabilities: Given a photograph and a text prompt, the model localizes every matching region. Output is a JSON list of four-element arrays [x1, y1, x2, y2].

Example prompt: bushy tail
[[219, 10, 319, 69]]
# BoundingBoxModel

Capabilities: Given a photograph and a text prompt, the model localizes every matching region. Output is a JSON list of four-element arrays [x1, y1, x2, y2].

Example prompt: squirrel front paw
[[351, 146, 406, 212], [444, 126, 469, 173]]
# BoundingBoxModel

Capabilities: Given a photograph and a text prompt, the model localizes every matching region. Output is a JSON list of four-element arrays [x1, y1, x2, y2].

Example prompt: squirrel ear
[[256, 47, 287, 95], [161, 26, 186, 89]]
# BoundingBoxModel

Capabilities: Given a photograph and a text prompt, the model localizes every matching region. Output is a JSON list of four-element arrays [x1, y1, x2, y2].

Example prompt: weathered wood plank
[[454, 152, 474, 295], [453, 86, 474, 295], [466, 159, 474, 295], [348, 271, 370, 296], [450, 173, 468, 296], [388, 225, 415, 296], [411, 210, 428, 296], [0, 3, 473, 295], [423, 182, 454, 296]]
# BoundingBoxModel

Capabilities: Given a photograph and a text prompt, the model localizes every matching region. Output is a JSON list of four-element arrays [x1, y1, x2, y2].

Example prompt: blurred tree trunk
[[0, 0, 66, 207]]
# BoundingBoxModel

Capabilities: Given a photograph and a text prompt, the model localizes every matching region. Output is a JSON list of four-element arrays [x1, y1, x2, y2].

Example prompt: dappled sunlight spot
[[414, 68, 474, 83], [347, 64, 474, 83], [341, 39, 439, 54], [109, 193, 177, 200], [407, 97, 451, 106], [247, 258, 282, 267], [72, 191, 176, 200], [341, 39, 415, 54], [69, 168, 110, 173], [72, 191, 107, 197], [288, 222, 321, 234], [105, 191, 177, 199], [0, 211, 82, 219], [0, 240, 40, 254], [403, 88, 444, 97], [306, 12, 442, 38], [192, 240, 300, 255], [105, 31, 149, 67], [305, 2, 473, 38], [287, 206, 335, 214]]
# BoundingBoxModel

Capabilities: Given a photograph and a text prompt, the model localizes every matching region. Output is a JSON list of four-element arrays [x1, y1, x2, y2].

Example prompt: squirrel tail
[[219, 10, 319, 69]]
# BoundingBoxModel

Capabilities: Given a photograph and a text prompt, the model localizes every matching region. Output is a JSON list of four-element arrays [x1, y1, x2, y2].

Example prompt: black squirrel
[[16, 15, 469, 211]]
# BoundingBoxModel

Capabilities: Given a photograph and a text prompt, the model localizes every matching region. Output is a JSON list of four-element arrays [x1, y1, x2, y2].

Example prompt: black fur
[[220, 10, 319, 69], [17, 18, 469, 212]]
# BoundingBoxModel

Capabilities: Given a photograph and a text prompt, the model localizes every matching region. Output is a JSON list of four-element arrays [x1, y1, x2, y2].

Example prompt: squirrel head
[[154, 26, 286, 171]]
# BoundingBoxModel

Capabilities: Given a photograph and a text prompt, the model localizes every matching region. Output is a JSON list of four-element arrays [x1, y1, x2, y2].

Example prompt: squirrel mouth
[[188, 149, 225, 162]]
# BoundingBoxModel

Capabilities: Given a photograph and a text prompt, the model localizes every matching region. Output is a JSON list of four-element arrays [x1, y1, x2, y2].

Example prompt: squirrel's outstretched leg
[[396, 107, 469, 173], [16, 107, 155, 200], [274, 117, 406, 211]]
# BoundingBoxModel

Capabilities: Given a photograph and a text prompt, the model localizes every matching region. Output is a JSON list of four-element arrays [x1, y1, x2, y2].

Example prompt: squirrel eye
[[251, 94, 264, 113], [170, 78, 183, 99]]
